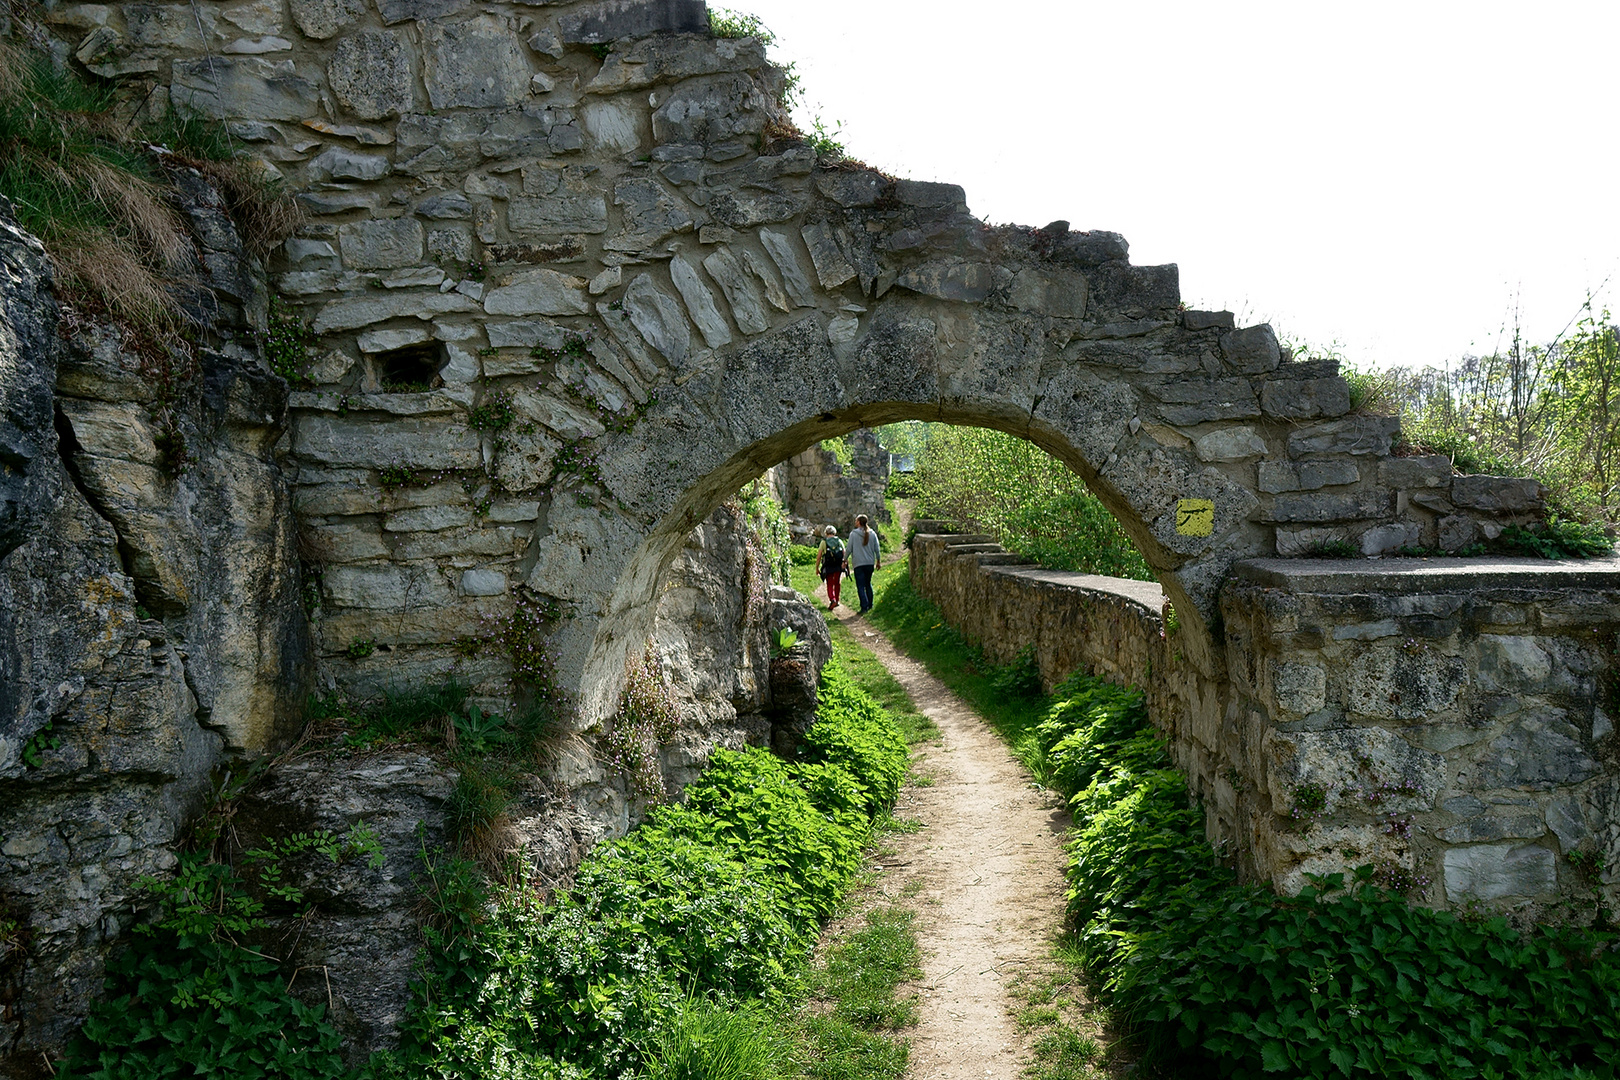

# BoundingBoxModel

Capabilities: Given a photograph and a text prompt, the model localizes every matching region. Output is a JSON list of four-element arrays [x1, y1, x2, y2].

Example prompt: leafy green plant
[[61, 822, 382, 1080], [806, 116, 846, 160], [1017, 668, 1620, 1079], [261, 296, 313, 386], [19, 720, 60, 768], [382, 663, 911, 1079], [1301, 538, 1359, 559], [452, 703, 509, 755], [770, 627, 800, 656], [467, 388, 516, 433], [346, 635, 376, 659]]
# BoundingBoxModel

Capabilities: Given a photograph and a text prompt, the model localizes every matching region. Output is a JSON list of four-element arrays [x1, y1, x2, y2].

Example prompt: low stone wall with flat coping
[[910, 530, 1620, 920]]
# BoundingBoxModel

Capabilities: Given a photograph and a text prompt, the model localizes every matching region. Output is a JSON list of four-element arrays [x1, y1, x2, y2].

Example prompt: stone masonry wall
[[33, 0, 1560, 732], [910, 531, 1620, 919], [783, 427, 889, 534], [908, 532, 1233, 850], [1224, 559, 1620, 919]]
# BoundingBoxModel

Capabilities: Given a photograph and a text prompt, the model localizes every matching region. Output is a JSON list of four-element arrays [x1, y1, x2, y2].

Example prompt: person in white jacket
[[848, 513, 881, 614]]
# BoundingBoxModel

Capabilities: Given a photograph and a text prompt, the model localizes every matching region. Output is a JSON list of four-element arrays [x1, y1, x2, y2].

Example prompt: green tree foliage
[[1376, 303, 1620, 529], [913, 426, 1152, 580]]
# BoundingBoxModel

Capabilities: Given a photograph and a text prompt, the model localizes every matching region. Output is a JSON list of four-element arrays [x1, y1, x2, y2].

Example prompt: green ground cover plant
[[1031, 672, 1620, 1078], [366, 653, 914, 1080]]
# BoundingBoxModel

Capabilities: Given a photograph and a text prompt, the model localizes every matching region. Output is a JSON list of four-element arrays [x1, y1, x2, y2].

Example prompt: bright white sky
[[735, 0, 1620, 371]]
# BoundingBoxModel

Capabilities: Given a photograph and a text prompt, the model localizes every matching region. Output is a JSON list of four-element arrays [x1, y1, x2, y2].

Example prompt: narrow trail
[[831, 604, 1074, 1079]]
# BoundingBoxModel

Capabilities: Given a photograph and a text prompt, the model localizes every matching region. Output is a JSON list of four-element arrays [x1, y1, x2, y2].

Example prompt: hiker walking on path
[[816, 525, 849, 611], [849, 513, 881, 614]]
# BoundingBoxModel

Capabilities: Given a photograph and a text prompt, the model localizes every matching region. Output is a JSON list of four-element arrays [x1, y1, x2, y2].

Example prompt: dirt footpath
[[835, 611, 1074, 1079]]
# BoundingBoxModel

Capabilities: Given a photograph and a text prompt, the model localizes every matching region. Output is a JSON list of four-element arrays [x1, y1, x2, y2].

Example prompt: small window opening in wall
[[376, 343, 443, 392]]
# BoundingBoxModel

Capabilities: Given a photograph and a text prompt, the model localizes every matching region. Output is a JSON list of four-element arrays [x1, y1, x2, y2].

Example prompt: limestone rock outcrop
[[0, 183, 307, 1070]]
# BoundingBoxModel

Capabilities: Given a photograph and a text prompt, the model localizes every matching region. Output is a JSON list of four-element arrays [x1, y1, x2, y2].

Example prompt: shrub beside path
[[832, 608, 1077, 1079]]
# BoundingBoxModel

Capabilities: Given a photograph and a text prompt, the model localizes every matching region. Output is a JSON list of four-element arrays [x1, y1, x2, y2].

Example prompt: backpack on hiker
[[820, 538, 845, 579]]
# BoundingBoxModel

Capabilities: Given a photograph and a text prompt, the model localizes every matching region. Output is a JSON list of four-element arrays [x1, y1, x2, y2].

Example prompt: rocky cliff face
[[0, 191, 830, 1070], [0, 187, 310, 1073]]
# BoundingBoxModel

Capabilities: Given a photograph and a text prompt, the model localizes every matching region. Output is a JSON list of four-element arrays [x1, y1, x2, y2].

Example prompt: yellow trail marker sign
[[1176, 498, 1215, 537]]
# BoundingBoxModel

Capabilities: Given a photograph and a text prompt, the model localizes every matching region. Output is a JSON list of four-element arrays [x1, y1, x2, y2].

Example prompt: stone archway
[[48, 2, 1536, 736]]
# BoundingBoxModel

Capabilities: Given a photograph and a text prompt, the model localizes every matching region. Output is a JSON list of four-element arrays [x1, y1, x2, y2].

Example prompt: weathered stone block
[[1438, 812, 1546, 843], [622, 273, 691, 364], [1260, 377, 1350, 419], [290, 0, 364, 38], [325, 565, 455, 609], [1265, 491, 1392, 524], [422, 16, 530, 110], [815, 170, 885, 208], [494, 425, 561, 490], [339, 219, 424, 270], [483, 268, 590, 317], [1194, 426, 1266, 463], [702, 248, 768, 336], [1258, 460, 1359, 494], [460, 569, 508, 596], [1442, 843, 1557, 901], [757, 230, 817, 308], [509, 195, 609, 235], [558, 0, 709, 43], [1219, 324, 1280, 373], [357, 327, 431, 354], [1476, 716, 1600, 790], [171, 57, 319, 121], [801, 222, 858, 291], [1360, 521, 1421, 555], [1007, 268, 1088, 318], [1147, 377, 1259, 425], [894, 179, 966, 210], [1264, 726, 1443, 816], [328, 31, 412, 120], [1380, 455, 1452, 489], [1288, 416, 1401, 457], [1272, 661, 1326, 715], [292, 416, 481, 469], [307, 147, 391, 182], [669, 257, 731, 348], [607, 178, 692, 250], [417, 192, 473, 220], [1346, 647, 1467, 720], [376, 0, 469, 26], [650, 73, 767, 144], [1438, 514, 1479, 551], [1451, 474, 1545, 515], [384, 505, 473, 532], [1183, 309, 1234, 331], [311, 292, 480, 334]]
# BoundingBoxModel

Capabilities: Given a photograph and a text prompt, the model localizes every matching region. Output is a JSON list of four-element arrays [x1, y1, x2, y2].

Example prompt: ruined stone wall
[[0, 193, 308, 1068], [782, 428, 889, 534], [33, 0, 1558, 732], [907, 532, 1231, 846], [1223, 559, 1620, 918], [911, 529, 1620, 917]]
